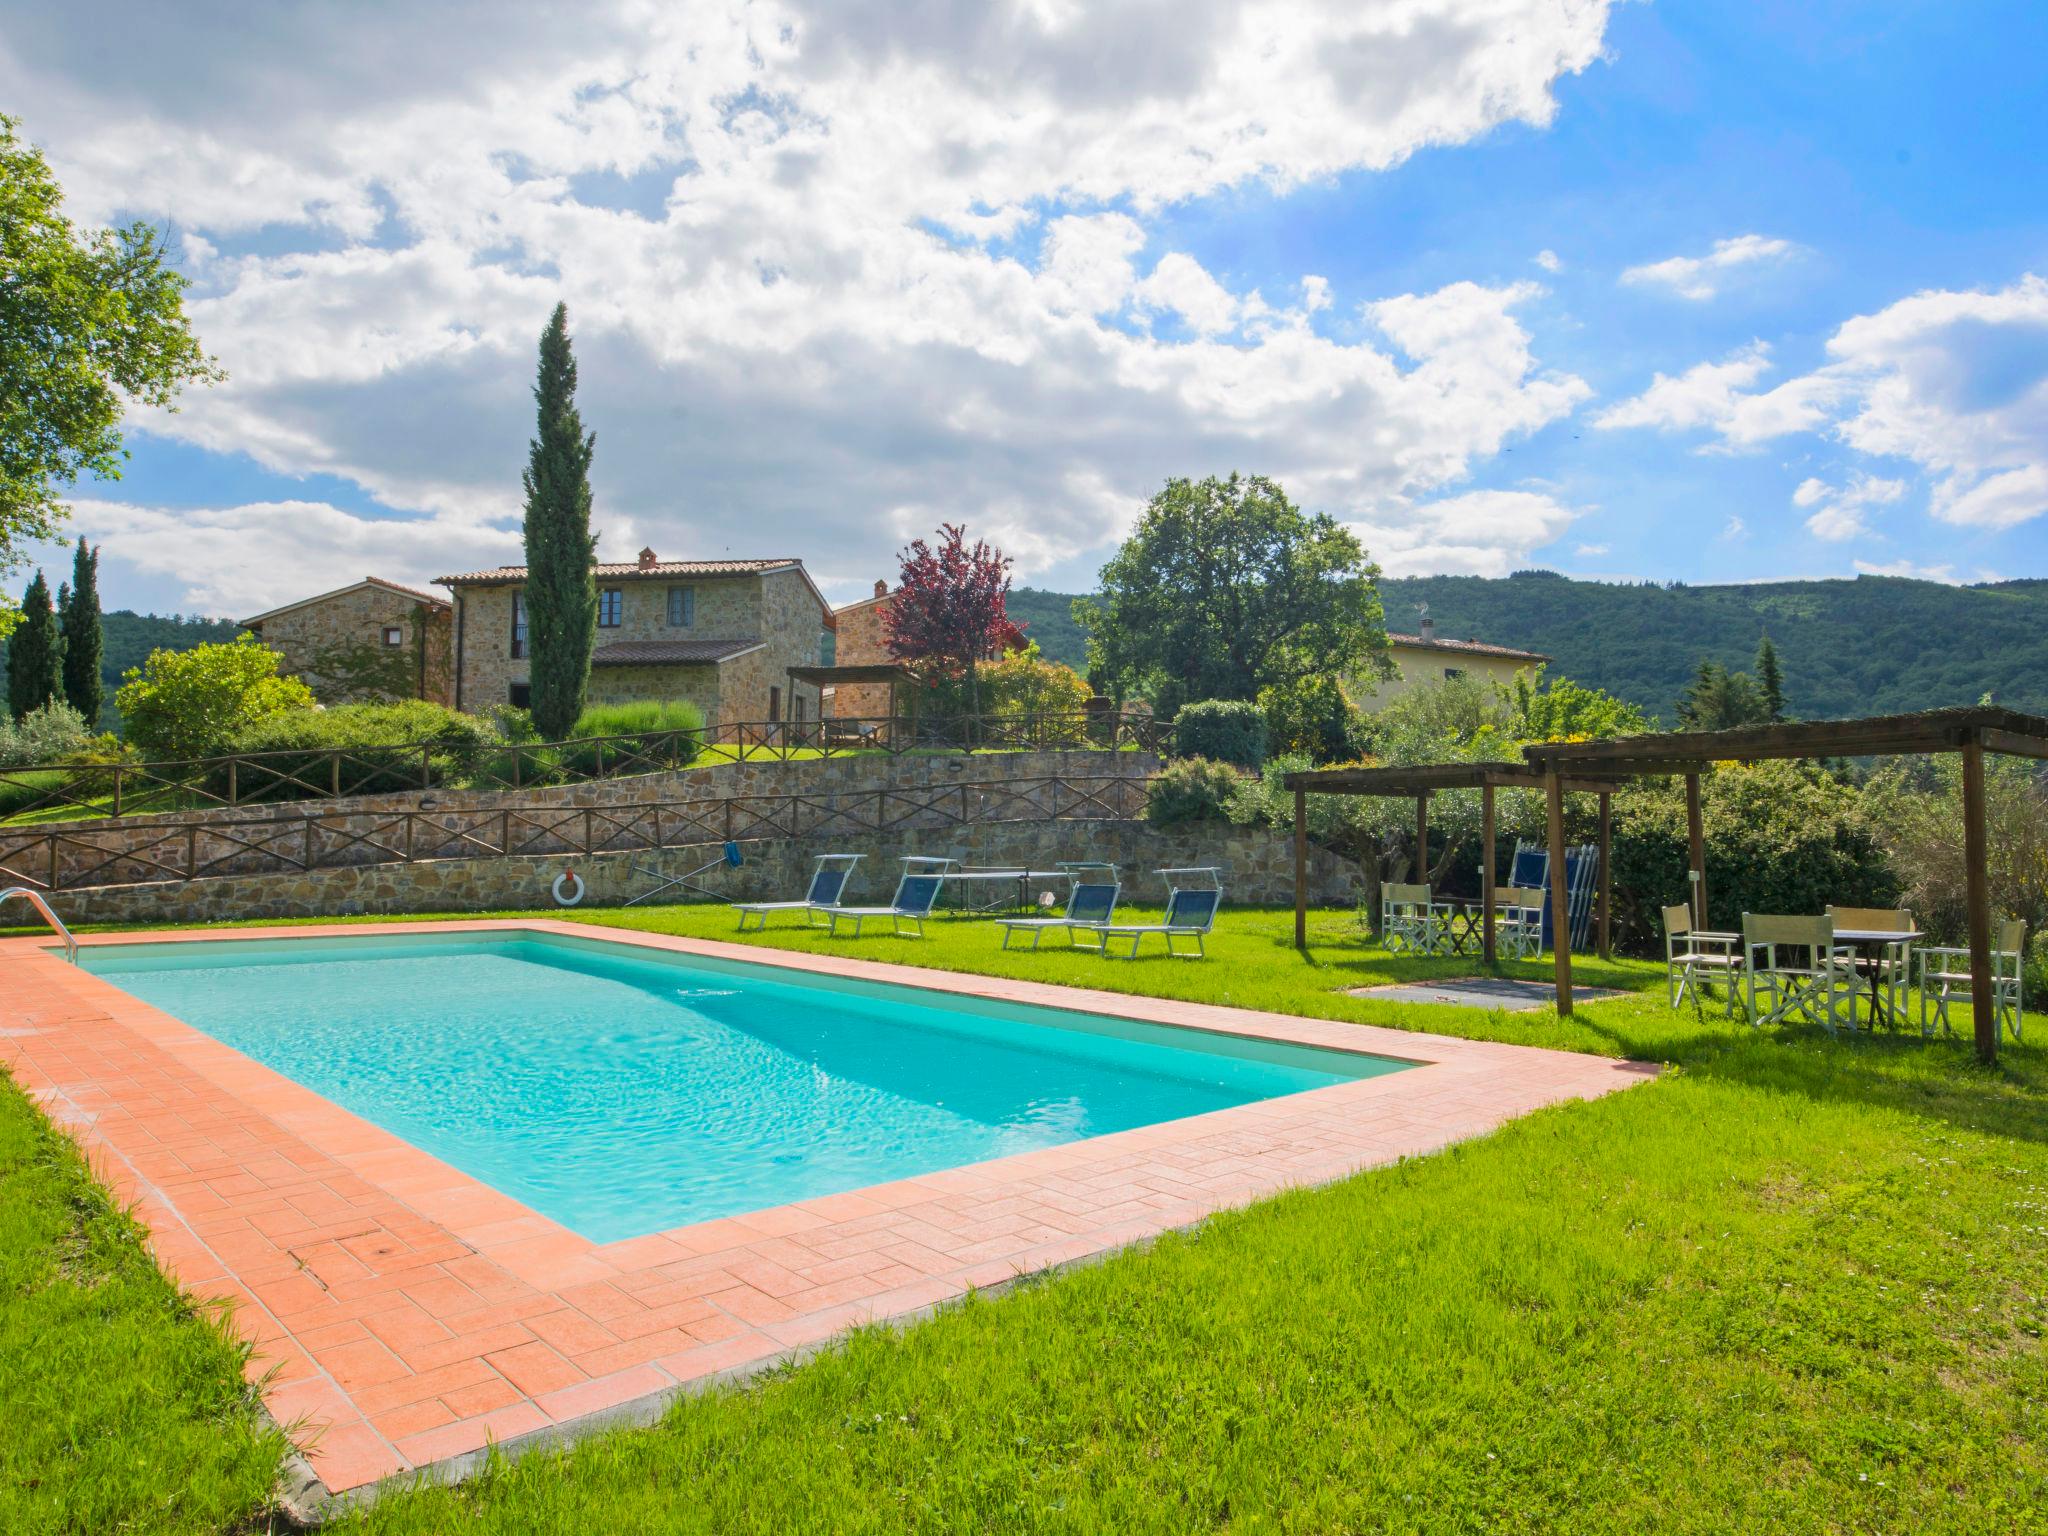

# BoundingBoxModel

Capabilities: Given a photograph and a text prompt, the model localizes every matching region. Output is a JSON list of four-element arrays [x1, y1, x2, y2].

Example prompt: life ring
[[551, 869, 586, 907]]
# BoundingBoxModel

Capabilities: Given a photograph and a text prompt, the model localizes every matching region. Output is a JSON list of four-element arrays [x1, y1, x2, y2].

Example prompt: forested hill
[[1008, 573, 2048, 721], [0, 610, 240, 726]]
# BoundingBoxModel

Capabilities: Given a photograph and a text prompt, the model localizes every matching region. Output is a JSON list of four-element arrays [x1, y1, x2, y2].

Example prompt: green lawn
[[3, 905, 2045, 1532]]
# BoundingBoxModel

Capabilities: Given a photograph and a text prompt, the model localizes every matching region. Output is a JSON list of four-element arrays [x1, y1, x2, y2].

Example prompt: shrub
[[560, 700, 705, 776], [1145, 756, 1247, 827], [1258, 676, 1364, 764], [116, 634, 315, 761], [1171, 700, 1267, 769], [1608, 760, 1896, 954], [1863, 756, 2048, 958], [0, 700, 91, 768], [570, 700, 706, 739], [223, 700, 502, 800]]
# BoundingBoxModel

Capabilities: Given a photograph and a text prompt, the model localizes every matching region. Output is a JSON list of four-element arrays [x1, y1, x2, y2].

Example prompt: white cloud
[[1593, 342, 1844, 447], [1533, 249, 1561, 273], [1351, 488, 1579, 577], [1601, 273, 2048, 531], [1791, 472, 1906, 542], [1573, 540, 1608, 555], [1720, 515, 1748, 541], [1852, 558, 1964, 584], [61, 497, 522, 615], [0, 1, 1622, 593], [1620, 234, 1797, 301]]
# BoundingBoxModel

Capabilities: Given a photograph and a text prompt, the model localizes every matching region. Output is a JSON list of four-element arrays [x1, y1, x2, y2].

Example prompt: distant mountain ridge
[[1008, 573, 2048, 721]]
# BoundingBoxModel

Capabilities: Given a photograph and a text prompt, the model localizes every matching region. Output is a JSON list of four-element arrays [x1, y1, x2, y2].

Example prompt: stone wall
[[43, 818, 1357, 927], [1, 749, 1163, 891], [585, 662, 721, 719], [826, 586, 893, 718], [250, 585, 453, 706]]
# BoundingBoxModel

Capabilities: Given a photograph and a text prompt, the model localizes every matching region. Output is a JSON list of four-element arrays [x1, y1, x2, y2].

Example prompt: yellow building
[[1352, 615, 1549, 712]]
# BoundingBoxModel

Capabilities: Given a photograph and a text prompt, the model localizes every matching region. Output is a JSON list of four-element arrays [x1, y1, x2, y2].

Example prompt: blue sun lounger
[[826, 857, 948, 938], [735, 853, 862, 932], [996, 863, 1121, 950], [1084, 867, 1222, 959]]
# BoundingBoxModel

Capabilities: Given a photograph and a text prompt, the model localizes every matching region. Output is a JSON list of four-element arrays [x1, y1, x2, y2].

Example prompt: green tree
[[1755, 634, 1786, 721], [6, 570, 61, 719], [0, 114, 219, 632], [1678, 659, 1771, 731], [520, 303, 598, 740], [1078, 474, 1389, 715], [115, 633, 314, 760], [59, 536, 103, 724], [1506, 665, 1651, 741]]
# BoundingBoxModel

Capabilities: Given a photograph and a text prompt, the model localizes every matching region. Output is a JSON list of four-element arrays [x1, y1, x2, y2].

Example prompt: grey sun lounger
[[996, 863, 1121, 950], [735, 853, 862, 932], [826, 858, 947, 938], [1084, 867, 1223, 959]]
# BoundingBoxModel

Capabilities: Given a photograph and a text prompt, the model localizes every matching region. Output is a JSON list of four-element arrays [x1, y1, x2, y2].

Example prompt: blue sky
[[4, 0, 2045, 615]]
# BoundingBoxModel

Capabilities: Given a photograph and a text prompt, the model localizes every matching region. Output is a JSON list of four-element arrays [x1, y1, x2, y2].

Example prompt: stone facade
[[825, 581, 895, 719], [43, 819, 1359, 927], [242, 580, 454, 706], [449, 564, 828, 726]]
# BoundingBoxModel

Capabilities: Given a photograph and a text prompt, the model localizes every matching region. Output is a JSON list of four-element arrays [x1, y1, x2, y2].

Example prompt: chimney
[[1419, 605, 1436, 644], [637, 546, 657, 570], [873, 578, 888, 599]]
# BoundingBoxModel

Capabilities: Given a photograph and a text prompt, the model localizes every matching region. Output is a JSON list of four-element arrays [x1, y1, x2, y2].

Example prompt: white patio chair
[[1827, 905, 1915, 1029], [1742, 913, 1864, 1034], [1381, 883, 1441, 955], [1493, 887, 1546, 961], [1663, 903, 1744, 1013], [1919, 918, 2025, 1042]]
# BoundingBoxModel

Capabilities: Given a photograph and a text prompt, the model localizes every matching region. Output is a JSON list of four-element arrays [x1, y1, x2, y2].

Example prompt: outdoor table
[[1832, 927, 1922, 1029], [1428, 900, 1482, 957], [942, 867, 1070, 916]]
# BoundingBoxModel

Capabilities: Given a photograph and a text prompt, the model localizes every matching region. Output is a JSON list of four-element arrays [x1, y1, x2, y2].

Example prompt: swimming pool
[[80, 930, 1409, 1243]]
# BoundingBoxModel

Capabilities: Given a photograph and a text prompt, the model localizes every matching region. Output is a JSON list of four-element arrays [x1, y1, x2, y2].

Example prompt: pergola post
[[1684, 772, 1707, 928], [1414, 793, 1430, 884], [1481, 782, 1497, 966], [1293, 786, 1308, 951], [1960, 735, 1998, 1064], [1597, 791, 1613, 961], [1545, 771, 1572, 1017]]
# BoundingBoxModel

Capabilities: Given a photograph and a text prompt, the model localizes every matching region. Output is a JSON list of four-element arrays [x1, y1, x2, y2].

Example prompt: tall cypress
[[520, 303, 597, 739], [7, 571, 62, 720], [1755, 634, 1786, 721], [61, 536, 104, 725]]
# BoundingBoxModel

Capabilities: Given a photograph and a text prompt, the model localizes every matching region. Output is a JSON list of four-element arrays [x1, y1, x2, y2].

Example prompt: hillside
[[1012, 573, 2048, 721], [0, 610, 241, 727]]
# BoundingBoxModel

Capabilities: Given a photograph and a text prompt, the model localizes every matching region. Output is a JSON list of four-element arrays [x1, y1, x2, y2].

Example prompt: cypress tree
[[7, 571, 62, 720], [520, 303, 597, 739], [61, 536, 103, 725], [1755, 634, 1786, 721]]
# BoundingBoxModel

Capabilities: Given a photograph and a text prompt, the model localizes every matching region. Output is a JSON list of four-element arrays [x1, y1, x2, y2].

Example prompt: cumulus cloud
[[1534, 249, 1562, 273], [1351, 488, 1580, 577], [1791, 472, 1906, 542], [1599, 273, 2048, 530], [1620, 234, 1797, 301], [61, 497, 523, 615], [0, 0, 1621, 597]]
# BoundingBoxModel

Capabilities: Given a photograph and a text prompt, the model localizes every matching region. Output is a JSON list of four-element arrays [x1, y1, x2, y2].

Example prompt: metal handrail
[[0, 886, 77, 963]]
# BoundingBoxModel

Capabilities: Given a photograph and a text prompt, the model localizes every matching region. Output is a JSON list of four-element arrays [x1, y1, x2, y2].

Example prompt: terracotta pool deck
[[0, 918, 1655, 1515]]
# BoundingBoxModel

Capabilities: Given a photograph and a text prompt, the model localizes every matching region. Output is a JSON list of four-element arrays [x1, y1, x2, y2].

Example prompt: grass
[[0, 1072, 283, 1536], [4, 905, 2046, 1531]]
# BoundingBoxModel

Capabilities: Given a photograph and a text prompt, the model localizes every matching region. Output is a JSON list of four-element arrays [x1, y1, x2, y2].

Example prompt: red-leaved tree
[[883, 524, 1020, 725]]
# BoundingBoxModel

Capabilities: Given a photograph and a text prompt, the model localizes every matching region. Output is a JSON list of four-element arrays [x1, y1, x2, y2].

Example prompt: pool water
[[80, 931, 1408, 1242]]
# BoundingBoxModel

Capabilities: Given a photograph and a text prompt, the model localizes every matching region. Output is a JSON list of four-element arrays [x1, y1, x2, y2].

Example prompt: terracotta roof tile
[[1386, 632, 1549, 662], [589, 638, 764, 666], [437, 559, 798, 585]]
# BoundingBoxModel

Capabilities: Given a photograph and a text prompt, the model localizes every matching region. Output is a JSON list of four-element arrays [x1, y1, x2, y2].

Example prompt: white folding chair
[[1919, 918, 2025, 1042], [1381, 883, 1440, 955], [1742, 913, 1864, 1034], [1664, 902, 1743, 1013]]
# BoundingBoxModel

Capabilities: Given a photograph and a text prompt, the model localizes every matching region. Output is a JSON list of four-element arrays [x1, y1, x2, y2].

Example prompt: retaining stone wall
[[43, 820, 1358, 927]]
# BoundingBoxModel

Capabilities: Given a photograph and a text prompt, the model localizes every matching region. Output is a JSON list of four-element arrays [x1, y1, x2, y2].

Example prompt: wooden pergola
[[1524, 705, 2048, 1062], [785, 664, 916, 725], [1284, 761, 1633, 963]]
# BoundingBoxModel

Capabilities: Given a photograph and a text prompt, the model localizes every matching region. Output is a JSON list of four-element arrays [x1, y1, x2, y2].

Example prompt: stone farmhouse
[[243, 551, 834, 728], [239, 577, 456, 707]]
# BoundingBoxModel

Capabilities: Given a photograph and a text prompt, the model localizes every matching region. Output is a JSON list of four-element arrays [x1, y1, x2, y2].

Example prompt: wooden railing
[[0, 773, 1155, 893], [0, 711, 1167, 826]]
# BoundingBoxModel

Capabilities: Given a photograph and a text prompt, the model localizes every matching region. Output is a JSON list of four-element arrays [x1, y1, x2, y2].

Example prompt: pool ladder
[[1, 887, 77, 964]]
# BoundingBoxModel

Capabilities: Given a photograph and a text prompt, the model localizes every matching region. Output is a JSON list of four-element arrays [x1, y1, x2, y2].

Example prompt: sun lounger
[[1085, 867, 1222, 959], [997, 863, 1121, 950], [735, 853, 862, 932], [826, 858, 948, 938]]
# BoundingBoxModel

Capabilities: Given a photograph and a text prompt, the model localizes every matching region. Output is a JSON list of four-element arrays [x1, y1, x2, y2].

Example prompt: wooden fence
[[0, 773, 1154, 893]]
